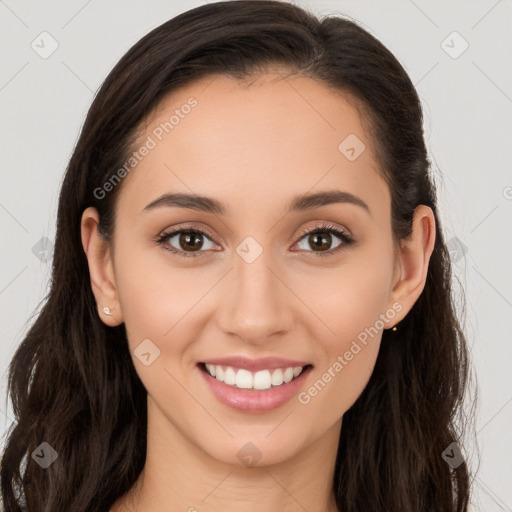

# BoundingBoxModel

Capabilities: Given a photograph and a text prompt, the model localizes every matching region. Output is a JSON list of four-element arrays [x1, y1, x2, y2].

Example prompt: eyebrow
[[141, 190, 371, 216]]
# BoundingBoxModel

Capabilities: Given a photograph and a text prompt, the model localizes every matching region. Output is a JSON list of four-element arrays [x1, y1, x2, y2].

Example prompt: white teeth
[[254, 370, 272, 390], [283, 368, 294, 383], [235, 369, 253, 389], [204, 364, 306, 390], [271, 369, 284, 386], [223, 367, 236, 386]]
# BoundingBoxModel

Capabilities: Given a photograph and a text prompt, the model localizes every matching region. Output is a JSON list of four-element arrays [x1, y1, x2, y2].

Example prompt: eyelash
[[153, 222, 355, 259]]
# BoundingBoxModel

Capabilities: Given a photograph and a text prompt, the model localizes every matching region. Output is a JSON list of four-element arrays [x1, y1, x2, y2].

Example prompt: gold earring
[[392, 325, 397, 331]]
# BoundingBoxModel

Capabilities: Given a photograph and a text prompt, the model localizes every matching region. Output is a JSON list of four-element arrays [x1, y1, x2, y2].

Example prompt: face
[[91, 72, 407, 467]]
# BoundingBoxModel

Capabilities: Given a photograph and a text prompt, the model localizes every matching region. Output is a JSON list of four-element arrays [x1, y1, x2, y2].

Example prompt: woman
[[1, 1, 473, 510]]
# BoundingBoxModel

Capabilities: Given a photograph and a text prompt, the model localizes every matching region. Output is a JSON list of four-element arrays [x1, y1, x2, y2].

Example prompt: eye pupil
[[180, 232, 203, 251], [310, 232, 331, 251]]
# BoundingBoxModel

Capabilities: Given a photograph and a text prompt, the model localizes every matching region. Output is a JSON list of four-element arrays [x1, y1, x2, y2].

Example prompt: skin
[[81, 71, 435, 512]]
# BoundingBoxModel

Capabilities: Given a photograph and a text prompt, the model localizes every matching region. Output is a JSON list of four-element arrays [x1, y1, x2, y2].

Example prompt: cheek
[[113, 246, 208, 404], [298, 338, 380, 429], [113, 238, 203, 353], [296, 255, 393, 348], [294, 254, 392, 417], [297, 270, 389, 422]]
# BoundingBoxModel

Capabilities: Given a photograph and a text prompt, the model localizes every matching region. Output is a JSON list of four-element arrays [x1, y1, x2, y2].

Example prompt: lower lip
[[198, 364, 313, 413]]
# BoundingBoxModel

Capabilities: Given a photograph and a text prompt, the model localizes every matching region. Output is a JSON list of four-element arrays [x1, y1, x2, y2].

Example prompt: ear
[[386, 205, 436, 325], [80, 207, 124, 326]]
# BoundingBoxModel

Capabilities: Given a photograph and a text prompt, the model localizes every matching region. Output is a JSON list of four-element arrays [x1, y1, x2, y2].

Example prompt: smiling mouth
[[198, 362, 314, 391]]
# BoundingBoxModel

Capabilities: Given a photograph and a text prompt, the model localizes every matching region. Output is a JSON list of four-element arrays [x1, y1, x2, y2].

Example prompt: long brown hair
[[1, 1, 474, 510]]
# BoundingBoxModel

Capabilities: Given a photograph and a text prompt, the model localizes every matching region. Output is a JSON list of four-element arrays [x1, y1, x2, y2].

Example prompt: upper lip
[[200, 356, 312, 372]]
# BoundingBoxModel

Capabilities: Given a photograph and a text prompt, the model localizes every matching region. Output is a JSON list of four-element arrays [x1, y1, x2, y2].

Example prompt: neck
[[112, 399, 341, 512]]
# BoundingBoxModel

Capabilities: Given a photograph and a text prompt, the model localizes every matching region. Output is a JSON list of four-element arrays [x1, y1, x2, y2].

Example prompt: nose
[[216, 247, 294, 345]]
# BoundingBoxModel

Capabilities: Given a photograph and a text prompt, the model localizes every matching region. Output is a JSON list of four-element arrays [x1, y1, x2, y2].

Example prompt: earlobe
[[387, 205, 436, 325], [80, 207, 124, 326]]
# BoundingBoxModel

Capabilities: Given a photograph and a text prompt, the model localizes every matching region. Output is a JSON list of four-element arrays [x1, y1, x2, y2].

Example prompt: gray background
[[1, 0, 511, 510]]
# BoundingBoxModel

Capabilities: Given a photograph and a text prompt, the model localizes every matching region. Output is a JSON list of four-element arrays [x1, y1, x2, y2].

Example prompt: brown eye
[[178, 232, 205, 252], [293, 223, 354, 256], [156, 228, 217, 258], [296, 231, 341, 252]]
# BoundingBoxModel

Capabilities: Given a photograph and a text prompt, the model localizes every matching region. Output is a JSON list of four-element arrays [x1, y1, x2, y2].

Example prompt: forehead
[[116, 72, 388, 218]]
